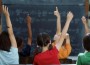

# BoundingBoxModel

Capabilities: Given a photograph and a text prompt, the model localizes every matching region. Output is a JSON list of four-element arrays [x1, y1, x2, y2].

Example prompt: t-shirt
[[19, 44, 31, 56], [0, 47, 19, 65], [76, 52, 90, 65], [33, 47, 60, 65], [52, 42, 71, 59], [58, 43, 71, 59]]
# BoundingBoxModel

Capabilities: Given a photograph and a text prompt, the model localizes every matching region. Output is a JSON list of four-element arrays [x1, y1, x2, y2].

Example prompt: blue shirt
[[0, 47, 19, 65], [19, 44, 31, 56]]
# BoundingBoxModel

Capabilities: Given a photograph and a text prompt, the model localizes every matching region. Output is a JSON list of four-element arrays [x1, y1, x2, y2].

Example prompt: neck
[[42, 46, 49, 52]]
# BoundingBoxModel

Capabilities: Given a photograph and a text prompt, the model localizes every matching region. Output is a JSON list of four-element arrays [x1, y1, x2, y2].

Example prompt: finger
[[4, 5, 7, 12], [6, 6, 8, 12], [2, 5, 4, 12], [56, 7, 58, 11]]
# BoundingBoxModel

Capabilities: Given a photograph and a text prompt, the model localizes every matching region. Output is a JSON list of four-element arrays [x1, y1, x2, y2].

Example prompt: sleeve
[[76, 55, 82, 65], [20, 44, 31, 56], [10, 47, 18, 53]]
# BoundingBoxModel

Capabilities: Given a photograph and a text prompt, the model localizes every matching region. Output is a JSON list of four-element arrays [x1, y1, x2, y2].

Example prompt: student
[[33, 7, 73, 65], [16, 15, 32, 64], [0, 5, 19, 65], [53, 6, 72, 59], [19, 15, 32, 56], [76, 16, 90, 65]]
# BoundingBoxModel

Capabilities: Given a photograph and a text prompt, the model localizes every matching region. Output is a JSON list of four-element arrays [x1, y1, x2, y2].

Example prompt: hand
[[67, 11, 73, 22], [26, 15, 32, 24], [65, 33, 69, 39], [81, 16, 87, 25], [2, 5, 9, 16], [54, 7, 60, 17]]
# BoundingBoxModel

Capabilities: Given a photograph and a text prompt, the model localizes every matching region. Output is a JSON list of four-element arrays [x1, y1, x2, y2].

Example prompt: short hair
[[16, 37, 23, 48], [83, 33, 90, 51], [0, 31, 11, 52], [62, 39, 66, 46]]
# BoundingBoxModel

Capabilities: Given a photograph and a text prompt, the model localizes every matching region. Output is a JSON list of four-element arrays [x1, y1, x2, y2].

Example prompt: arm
[[2, 5, 17, 48], [55, 12, 73, 51], [65, 33, 70, 44], [54, 7, 61, 34], [65, 33, 71, 55], [26, 15, 32, 45], [81, 16, 89, 34]]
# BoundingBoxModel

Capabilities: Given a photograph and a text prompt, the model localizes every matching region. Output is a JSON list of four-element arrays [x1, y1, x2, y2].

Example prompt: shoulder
[[10, 47, 18, 52], [78, 53, 85, 59], [78, 53, 85, 57], [49, 46, 59, 55]]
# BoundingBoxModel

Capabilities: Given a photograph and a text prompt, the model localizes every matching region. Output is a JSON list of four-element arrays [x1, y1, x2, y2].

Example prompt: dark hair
[[37, 32, 50, 47], [34, 32, 53, 55], [83, 33, 90, 51], [62, 39, 66, 46], [16, 37, 23, 48], [0, 31, 11, 52]]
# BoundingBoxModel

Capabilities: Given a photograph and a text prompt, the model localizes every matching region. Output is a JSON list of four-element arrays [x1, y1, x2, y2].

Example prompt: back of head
[[83, 33, 90, 51], [16, 37, 23, 52], [34, 32, 52, 56], [62, 39, 66, 46], [0, 31, 11, 52], [37, 32, 50, 47], [16, 37, 23, 48]]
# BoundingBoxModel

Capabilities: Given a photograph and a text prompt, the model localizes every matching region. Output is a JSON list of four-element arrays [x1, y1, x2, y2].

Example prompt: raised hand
[[2, 5, 9, 16], [65, 33, 69, 39], [81, 16, 87, 25], [67, 12, 73, 22], [26, 15, 32, 24], [54, 7, 60, 17]]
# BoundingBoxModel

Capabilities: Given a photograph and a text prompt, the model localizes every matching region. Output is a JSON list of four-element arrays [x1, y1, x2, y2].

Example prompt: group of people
[[0, 5, 90, 65]]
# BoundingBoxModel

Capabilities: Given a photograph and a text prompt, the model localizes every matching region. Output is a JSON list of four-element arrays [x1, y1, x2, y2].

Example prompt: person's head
[[16, 37, 23, 52], [0, 31, 11, 52], [35, 32, 52, 55], [62, 39, 66, 46], [37, 32, 51, 48], [83, 33, 90, 52]]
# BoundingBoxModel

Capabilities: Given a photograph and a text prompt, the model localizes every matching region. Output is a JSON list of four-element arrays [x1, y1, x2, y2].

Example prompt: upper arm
[[66, 34, 70, 44], [55, 34, 66, 51], [28, 38, 32, 45], [7, 24, 17, 48]]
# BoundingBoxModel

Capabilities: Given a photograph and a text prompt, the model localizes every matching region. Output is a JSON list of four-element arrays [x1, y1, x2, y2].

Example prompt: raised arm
[[2, 5, 17, 48], [55, 12, 73, 50], [54, 7, 61, 34], [81, 16, 89, 34], [26, 15, 32, 45], [65, 33, 70, 44]]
